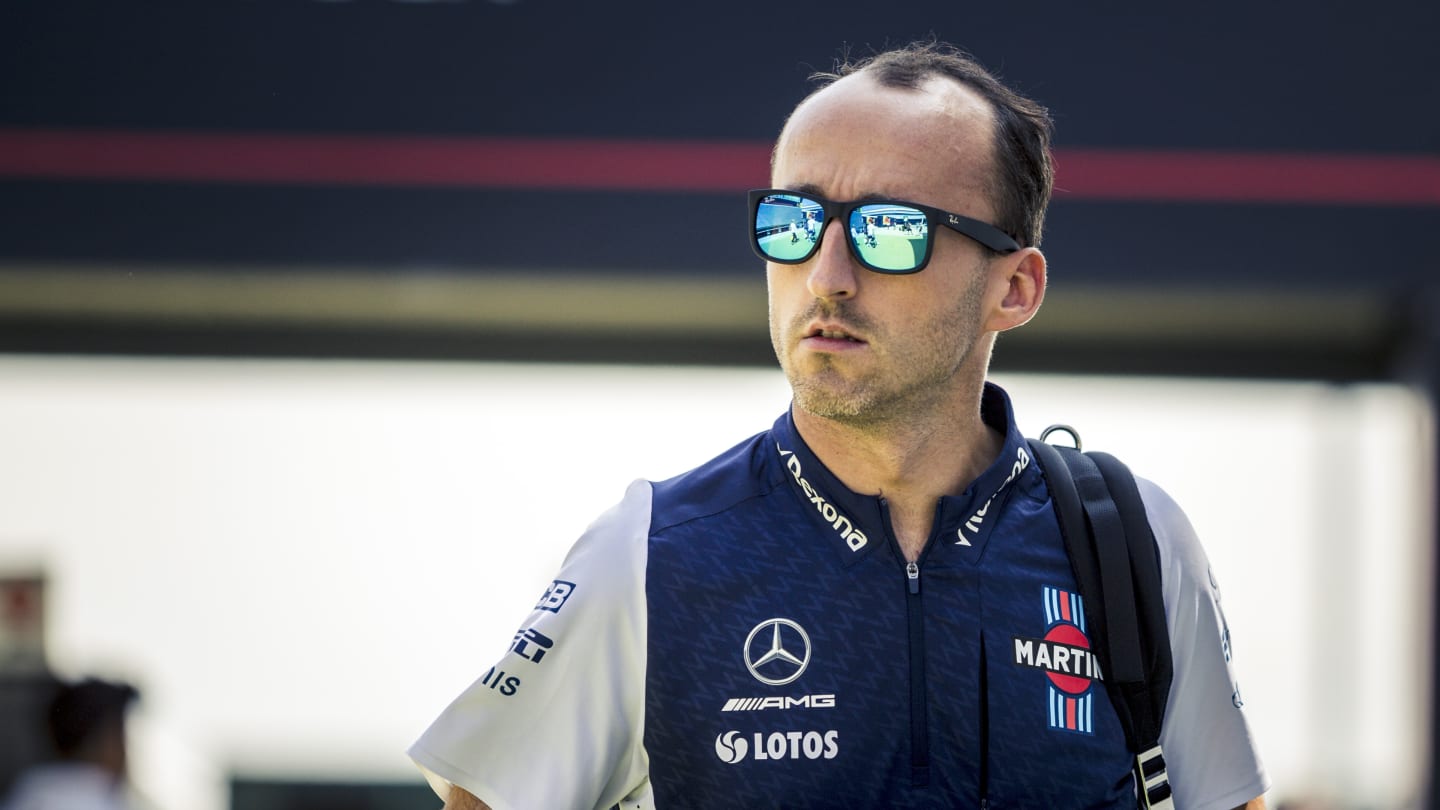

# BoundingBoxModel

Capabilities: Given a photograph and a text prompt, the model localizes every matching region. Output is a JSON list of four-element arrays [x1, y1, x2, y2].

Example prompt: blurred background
[[0, 1, 1437, 808]]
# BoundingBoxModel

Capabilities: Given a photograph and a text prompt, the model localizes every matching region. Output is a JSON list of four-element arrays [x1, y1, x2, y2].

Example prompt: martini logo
[[1012, 586, 1101, 734]]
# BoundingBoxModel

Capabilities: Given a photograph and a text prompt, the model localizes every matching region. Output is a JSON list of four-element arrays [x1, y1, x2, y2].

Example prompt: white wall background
[[0, 355, 1428, 809]]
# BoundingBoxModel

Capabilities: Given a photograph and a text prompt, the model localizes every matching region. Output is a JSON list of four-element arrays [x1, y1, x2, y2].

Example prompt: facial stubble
[[775, 260, 990, 430]]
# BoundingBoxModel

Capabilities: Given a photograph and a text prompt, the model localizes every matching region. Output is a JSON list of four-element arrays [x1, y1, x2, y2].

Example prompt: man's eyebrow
[[782, 183, 903, 202], [788, 182, 825, 197]]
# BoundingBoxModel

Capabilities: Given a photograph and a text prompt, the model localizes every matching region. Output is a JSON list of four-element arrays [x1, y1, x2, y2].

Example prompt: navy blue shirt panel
[[643, 384, 1134, 808]]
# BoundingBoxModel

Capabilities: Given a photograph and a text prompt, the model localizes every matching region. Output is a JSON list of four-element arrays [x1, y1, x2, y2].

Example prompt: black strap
[[1027, 440, 1109, 651], [1089, 451, 1174, 749], [1070, 448, 1145, 686], [1026, 440, 1172, 750]]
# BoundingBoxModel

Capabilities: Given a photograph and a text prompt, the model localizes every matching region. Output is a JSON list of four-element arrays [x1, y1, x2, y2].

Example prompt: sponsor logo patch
[[743, 618, 811, 686], [777, 444, 868, 551], [721, 694, 835, 712], [1013, 585, 1102, 734], [957, 445, 1030, 546], [721, 619, 830, 712], [714, 730, 839, 764], [536, 580, 576, 613], [510, 627, 555, 664], [478, 665, 521, 697]]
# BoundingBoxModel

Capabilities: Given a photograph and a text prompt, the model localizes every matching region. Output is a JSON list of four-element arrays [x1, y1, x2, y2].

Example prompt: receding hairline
[[771, 43, 1055, 248], [769, 72, 1004, 220], [771, 71, 996, 169]]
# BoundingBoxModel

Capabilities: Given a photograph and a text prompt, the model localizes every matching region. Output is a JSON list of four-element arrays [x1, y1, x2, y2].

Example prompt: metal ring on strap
[[1038, 424, 1083, 451]]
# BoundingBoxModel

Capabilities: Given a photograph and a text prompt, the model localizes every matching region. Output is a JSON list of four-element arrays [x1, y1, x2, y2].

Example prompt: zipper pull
[[906, 560, 920, 594]]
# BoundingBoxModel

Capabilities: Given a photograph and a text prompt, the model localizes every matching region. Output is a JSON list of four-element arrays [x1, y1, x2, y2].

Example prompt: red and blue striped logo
[[1012, 586, 1102, 735], [1043, 586, 1096, 734]]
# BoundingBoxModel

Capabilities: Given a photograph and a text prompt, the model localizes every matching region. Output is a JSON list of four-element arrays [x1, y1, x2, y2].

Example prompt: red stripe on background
[[0, 128, 1436, 205], [1054, 148, 1440, 205], [0, 129, 774, 192]]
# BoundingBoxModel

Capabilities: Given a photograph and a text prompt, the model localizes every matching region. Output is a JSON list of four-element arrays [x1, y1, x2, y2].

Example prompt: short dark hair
[[810, 42, 1055, 249], [48, 677, 139, 756]]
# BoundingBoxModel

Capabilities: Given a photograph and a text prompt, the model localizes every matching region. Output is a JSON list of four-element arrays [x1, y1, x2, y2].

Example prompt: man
[[1, 677, 141, 810], [410, 42, 1268, 809]]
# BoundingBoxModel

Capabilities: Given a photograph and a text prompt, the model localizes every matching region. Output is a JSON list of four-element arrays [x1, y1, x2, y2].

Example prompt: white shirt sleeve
[[408, 479, 654, 810], [1141, 477, 1270, 810]]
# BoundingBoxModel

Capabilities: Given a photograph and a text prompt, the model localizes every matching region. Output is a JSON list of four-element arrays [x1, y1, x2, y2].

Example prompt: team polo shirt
[[410, 383, 1268, 810]]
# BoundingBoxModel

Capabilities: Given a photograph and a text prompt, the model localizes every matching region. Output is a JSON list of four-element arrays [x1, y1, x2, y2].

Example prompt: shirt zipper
[[979, 632, 990, 807], [905, 558, 929, 787], [883, 499, 931, 788]]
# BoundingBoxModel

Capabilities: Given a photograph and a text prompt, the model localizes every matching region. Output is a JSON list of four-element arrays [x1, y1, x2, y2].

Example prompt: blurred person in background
[[1, 677, 141, 810]]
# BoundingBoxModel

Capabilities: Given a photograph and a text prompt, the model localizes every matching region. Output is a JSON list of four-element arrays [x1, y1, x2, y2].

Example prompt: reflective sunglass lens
[[754, 194, 823, 262], [849, 203, 929, 272]]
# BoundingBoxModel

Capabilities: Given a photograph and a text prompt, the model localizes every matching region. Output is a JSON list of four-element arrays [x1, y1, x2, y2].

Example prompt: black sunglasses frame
[[748, 188, 1020, 275]]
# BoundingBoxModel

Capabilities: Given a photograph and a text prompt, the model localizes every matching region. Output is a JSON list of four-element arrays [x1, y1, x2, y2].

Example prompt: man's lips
[[801, 323, 867, 349]]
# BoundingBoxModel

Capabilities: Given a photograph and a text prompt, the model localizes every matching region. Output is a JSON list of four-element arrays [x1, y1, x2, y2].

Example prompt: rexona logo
[[777, 444, 868, 551], [714, 730, 840, 764], [957, 445, 1030, 546]]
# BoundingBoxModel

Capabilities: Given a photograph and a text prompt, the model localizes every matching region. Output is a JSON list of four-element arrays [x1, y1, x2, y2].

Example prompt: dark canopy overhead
[[0, 0, 1435, 380]]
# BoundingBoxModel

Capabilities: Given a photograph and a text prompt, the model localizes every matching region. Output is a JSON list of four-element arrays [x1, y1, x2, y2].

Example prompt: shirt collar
[[942, 382, 1041, 562], [770, 409, 886, 566], [769, 382, 1040, 566]]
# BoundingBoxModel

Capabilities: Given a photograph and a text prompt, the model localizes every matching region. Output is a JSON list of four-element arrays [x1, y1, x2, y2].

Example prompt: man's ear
[[984, 247, 1046, 333]]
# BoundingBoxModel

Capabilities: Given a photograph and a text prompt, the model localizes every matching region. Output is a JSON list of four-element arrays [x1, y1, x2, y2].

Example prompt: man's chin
[[790, 382, 882, 425]]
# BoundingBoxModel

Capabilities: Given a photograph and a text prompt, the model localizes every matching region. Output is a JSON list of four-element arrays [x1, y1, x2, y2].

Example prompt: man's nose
[[805, 219, 859, 300]]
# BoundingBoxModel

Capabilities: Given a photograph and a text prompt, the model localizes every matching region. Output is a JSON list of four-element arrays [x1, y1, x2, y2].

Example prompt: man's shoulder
[[648, 427, 780, 534], [1131, 476, 1206, 568]]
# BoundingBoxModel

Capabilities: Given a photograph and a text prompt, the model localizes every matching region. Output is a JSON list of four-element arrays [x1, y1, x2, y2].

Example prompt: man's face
[[767, 73, 1005, 427]]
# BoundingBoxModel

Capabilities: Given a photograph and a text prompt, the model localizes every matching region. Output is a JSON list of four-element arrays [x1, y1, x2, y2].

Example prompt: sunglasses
[[748, 188, 1020, 275]]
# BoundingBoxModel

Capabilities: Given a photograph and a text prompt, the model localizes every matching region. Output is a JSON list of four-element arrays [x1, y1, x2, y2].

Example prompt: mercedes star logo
[[743, 618, 812, 686]]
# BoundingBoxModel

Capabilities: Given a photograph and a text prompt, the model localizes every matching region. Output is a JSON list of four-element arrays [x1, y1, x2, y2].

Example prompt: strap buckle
[[1038, 423, 1083, 451], [1135, 744, 1173, 809]]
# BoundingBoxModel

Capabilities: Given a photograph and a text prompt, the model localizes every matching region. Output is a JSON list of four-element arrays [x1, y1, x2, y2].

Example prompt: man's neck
[[791, 391, 1003, 562]]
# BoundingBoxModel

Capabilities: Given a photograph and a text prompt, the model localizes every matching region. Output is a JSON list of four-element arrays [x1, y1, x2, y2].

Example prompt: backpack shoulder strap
[[1027, 436, 1175, 810]]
